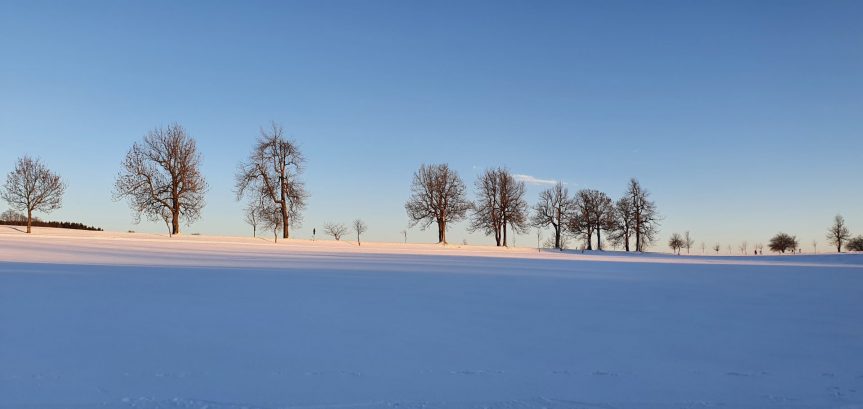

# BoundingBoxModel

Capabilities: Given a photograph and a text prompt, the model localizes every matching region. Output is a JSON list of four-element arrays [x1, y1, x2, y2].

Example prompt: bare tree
[[353, 219, 367, 246], [236, 123, 308, 239], [405, 164, 470, 244], [469, 167, 528, 246], [324, 222, 348, 241], [244, 198, 265, 237], [668, 233, 684, 255], [812, 240, 817, 254], [739, 241, 748, 255], [531, 182, 576, 250], [683, 231, 694, 254], [259, 202, 283, 243], [700, 241, 706, 254], [826, 214, 851, 253], [755, 243, 764, 254], [769, 232, 798, 254], [846, 236, 863, 252], [625, 178, 659, 252], [713, 243, 721, 254], [571, 189, 615, 250], [401, 229, 407, 244], [609, 196, 635, 251], [114, 124, 207, 235], [1, 156, 66, 233]]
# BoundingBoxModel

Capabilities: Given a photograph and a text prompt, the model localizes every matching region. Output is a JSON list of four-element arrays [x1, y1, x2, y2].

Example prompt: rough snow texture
[[1, 226, 862, 409]]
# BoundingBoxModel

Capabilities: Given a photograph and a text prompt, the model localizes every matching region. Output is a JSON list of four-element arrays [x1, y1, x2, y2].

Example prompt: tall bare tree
[[469, 167, 528, 247], [684, 231, 694, 254], [531, 182, 575, 250], [572, 189, 615, 250], [324, 222, 348, 241], [114, 124, 207, 235], [1, 156, 66, 233], [405, 163, 470, 244], [609, 196, 635, 251], [625, 178, 659, 252], [353, 219, 367, 246], [236, 123, 308, 239], [668, 233, 684, 255], [826, 214, 851, 253]]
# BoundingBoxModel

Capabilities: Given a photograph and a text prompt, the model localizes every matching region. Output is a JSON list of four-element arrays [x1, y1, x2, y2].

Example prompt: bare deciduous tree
[[1, 156, 66, 233], [683, 231, 694, 254], [531, 182, 575, 250], [236, 123, 308, 239], [571, 189, 615, 250], [353, 219, 367, 245], [625, 178, 659, 252], [259, 202, 283, 243], [114, 124, 207, 235], [668, 233, 684, 255], [713, 243, 721, 254], [405, 164, 470, 244], [609, 197, 635, 251], [826, 214, 851, 253], [324, 222, 348, 241], [739, 241, 748, 255], [769, 232, 798, 254], [244, 199, 265, 237], [846, 236, 863, 252], [469, 167, 528, 247]]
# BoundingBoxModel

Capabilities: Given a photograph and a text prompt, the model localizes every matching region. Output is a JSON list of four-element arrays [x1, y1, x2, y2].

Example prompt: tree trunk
[[502, 221, 508, 247], [171, 206, 180, 235], [438, 220, 447, 244], [281, 202, 290, 239], [596, 227, 602, 250], [554, 225, 561, 249], [26, 208, 32, 234]]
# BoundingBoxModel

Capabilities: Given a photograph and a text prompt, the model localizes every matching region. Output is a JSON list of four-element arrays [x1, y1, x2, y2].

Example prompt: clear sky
[[1, 0, 861, 250]]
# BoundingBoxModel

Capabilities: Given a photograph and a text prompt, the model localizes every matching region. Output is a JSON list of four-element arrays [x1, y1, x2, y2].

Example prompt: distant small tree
[[0, 209, 27, 222], [353, 219, 367, 246], [738, 241, 748, 255], [826, 214, 851, 253], [668, 233, 684, 255], [324, 222, 348, 241], [700, 241, 706, 254], [768, 232, 798, 254], [260, 203, 283, 243], [713, 243, 720, 254], [846, 236, 863, 252], [755, 243, 764, 254], [683, 231, 694, 254], [243, 199, 263, 237], [400, 229, 407, 243], [812, 240, 817, 254], [1, 156, 66, 234]]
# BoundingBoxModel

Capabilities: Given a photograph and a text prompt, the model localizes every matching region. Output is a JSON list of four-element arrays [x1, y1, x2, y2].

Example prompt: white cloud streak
[[513, 174, 561, 186]]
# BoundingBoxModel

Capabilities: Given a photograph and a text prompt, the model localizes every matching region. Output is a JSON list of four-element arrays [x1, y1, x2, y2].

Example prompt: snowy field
[[1, 226, 862, 409]]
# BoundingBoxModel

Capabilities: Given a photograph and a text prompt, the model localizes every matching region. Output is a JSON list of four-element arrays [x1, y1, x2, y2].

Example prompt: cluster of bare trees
[[827, 214, 863, 252], [529, 178, 659, 251], [404, 163, 659, 250]]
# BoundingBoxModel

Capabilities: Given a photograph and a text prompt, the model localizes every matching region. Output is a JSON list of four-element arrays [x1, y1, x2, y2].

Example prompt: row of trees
[[667, 214, 863, 255], [404, 163, 660, 250]]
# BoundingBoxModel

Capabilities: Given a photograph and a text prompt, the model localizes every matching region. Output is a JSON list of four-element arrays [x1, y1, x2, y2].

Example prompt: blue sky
[[1, 0, 861, 249]]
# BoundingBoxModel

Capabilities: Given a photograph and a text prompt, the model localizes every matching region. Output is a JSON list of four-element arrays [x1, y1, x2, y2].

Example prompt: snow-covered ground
[[1, 226, 862, 409]]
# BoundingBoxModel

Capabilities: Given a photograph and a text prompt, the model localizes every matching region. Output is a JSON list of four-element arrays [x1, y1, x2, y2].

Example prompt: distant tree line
[[667, 214, 863, 256], [0, 210, 102, 231]]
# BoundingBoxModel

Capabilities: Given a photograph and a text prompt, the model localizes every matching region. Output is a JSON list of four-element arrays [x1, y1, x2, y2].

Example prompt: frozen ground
[[1, 226, 862, 409]]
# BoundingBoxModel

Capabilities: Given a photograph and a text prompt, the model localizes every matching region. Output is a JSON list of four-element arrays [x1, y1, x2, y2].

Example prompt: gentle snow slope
[[1, 227, 862, 409]]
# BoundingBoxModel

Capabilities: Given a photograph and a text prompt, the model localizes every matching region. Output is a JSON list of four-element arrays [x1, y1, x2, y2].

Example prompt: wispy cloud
[[513, 174, 561, 186]]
